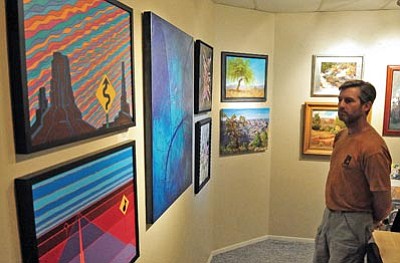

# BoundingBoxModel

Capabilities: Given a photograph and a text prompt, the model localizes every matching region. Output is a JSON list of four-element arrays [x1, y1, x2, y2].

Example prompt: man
[[313, 80, 392, 263]]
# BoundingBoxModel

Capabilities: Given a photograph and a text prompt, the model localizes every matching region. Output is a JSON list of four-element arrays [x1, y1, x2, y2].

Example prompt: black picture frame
[[5, 0, 135, 154], [14, 141, 139, 263], [221, 52, 268, 102], [194, 40, 213, 113], [195, 117, 212, 194]]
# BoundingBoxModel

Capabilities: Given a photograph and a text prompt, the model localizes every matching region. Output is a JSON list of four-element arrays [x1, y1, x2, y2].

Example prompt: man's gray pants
[[313, 208, 374, 263]]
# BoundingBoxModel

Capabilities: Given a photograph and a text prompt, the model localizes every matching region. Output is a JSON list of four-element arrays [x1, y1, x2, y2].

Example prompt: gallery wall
[[0, 0, 218, 262], [0, 0, 275, 261], [270, 10, 400, 239], [1, 0, 400, 262], [212, 5, 274, 249]]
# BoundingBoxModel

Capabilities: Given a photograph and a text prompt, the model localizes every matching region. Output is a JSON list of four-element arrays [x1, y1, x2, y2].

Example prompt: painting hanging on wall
[[383, 65, 400, 136], [221, 52, 268, 102], [303, 102, 372, 155], [311, 55, 363, 97], [385, 163, 400, 230], [195, 118, 212, 194], [14, 142, 139, 263], [143, 12, 193, 224], [194, 40, 213, 113], [5, 0, 135, 153], [391, 163, 400, 203], [220, 108, 270, 156], [303, 102, 346, 155]]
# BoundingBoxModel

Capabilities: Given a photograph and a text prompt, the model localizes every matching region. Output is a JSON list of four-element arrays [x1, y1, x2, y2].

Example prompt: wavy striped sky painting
[[31, 146, 134, 238], [23, 0, 133, 128]]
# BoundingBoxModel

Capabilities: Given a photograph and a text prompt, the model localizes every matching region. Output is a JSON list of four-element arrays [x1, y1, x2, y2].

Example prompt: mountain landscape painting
[[220, 108, 270, 156]]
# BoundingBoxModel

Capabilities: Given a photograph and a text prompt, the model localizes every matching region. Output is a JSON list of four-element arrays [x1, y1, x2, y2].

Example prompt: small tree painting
[[227, 57, 254, 91], [222, 52, 268, 102]]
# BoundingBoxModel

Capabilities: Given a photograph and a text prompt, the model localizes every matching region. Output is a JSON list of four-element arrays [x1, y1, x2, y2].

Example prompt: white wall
[[0, 1, 275, 261], [0, 0, 217, 262], [1, 1, 400, 262], [212, 5, 275, 249], [270, 10, 400, 238]]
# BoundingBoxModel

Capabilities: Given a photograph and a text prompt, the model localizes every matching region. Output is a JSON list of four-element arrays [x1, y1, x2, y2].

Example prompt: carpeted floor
[[210, 239, 315, 263]]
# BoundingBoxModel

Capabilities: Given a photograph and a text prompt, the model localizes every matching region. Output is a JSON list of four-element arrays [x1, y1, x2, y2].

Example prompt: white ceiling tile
[[212, 0, 400, 12], [213, 0, 256, 10], [318, 0, 397, 11], [255, 0, 321, 12]]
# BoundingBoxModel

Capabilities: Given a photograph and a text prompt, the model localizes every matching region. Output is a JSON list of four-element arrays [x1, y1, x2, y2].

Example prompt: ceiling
[[212, 0, 400, 13]]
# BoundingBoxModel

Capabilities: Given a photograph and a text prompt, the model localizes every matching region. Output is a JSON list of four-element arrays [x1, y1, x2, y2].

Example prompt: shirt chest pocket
[[341, 154, 361, 171]]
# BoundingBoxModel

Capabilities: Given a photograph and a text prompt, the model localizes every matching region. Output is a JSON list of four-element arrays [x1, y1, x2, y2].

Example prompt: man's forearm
[[372, 191, 392, 223]]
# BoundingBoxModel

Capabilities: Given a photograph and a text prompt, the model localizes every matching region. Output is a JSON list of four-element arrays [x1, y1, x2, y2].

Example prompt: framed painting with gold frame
[[303, 102, 371, 155], [303, 102, 344, 156]]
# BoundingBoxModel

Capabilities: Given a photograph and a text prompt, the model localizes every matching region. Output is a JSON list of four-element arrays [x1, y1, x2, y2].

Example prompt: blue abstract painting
[[143, 12, 193, 224]]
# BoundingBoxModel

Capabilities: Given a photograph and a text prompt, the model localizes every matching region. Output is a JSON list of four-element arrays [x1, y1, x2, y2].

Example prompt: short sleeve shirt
[[325, 125, 392, 212]]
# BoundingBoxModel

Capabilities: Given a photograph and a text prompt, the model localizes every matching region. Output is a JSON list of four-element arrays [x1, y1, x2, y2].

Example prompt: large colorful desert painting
[[11, 0, 134, 152]]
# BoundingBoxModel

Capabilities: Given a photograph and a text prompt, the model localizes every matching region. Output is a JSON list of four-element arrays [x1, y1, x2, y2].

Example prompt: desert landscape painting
[[222, 52, 267, 101]]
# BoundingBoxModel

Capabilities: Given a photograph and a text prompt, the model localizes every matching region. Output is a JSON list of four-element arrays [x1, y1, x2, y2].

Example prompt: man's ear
[[363, 101, 372, 114]]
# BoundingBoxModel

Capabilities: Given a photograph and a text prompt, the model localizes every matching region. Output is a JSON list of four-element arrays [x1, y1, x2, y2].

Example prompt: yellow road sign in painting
[[119, 194, 129, 215], [96, 75, 116, 113]]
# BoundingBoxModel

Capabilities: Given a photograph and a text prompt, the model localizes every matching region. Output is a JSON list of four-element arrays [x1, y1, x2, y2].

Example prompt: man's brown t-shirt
[[325, 125, 391, 213]]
